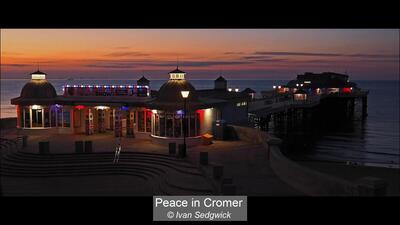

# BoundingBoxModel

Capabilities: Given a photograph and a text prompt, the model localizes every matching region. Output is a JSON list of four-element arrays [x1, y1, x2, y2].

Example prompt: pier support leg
[[362, 96, 368, 119]]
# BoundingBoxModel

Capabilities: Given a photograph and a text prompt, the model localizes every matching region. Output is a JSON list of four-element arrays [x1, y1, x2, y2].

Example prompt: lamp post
[[181, 90, 190, 156]]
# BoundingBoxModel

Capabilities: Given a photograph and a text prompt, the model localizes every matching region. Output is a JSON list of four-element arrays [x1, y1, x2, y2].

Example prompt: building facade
[[11, 68, 251, 145]]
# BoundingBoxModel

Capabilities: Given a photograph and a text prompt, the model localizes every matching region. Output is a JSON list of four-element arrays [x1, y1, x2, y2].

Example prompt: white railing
[[249, 94, 321, 112]]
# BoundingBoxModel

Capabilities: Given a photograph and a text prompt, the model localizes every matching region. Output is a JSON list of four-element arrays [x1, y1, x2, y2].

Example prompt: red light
[[196, 109, 204, 125], [342, 87, 351, 93], [74, 105, 85, 110]]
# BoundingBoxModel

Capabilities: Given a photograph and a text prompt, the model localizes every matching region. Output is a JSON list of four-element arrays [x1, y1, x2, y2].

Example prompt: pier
[[248, 72, 369, 138], [248, 89, 369, 138]]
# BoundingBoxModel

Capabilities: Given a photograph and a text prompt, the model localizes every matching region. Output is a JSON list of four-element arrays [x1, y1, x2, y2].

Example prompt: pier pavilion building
[[11, 68, 250, 145]]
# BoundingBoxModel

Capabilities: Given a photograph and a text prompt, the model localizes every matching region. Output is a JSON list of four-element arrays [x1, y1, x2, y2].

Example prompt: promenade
[[1, 131, 302, 196]]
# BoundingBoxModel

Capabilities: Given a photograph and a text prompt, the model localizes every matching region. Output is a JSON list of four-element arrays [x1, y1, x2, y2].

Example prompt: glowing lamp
[[170, 73, 185, 80], [95, 106, 110, 110], [31, 105, 41, 110], [181, 91, 190, 98], [151, 109, 158, 114], [31, 74, 46, 80], [235, 88, 239, 92], [273, 86, 276, 89], [228, 88, 232, 92]]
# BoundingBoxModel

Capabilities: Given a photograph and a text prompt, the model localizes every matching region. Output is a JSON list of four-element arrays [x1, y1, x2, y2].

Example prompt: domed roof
[[20, 79, 57, 99], [150, 69, 206, 110], [215, 76, 226, 82], [157, 79, 198, 103]]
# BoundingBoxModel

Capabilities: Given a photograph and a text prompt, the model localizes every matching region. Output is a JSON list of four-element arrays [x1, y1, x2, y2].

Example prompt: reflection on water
[[300, 119, 399, 168]]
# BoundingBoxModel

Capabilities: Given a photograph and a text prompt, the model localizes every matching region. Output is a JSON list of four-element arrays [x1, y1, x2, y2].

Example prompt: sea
[[1, 79, 399, 168]]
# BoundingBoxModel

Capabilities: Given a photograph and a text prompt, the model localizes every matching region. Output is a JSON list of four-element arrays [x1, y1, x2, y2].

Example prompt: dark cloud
[[241, 55, 273, 60], [224, 52, 245, 55], [254, 51, 341, 57], [253, 51, 399, 59], [104, 51, 150, 57], [251, 58, 289, 63], [3, 63, 31, 67], [347, 53, 399, 58], [85, 62, 137, 69], [84, 59, 252, 69], [152, 61, 252, 67]]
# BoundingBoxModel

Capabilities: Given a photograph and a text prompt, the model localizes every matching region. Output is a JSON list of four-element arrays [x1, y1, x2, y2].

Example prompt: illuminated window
[[174, 114, 181, 137], [24, 107, 30, 128], [146, 110, 151, 132], [189, 114, 196, 136], [169, 73, 185, 80], [159, 113, 166, 136], [63, 109, 70, 127], [57, 107, 63, 127], [166, 113, 173, 137], [44, 108, 50, 127], [152, 111, 201, 138], [138, 111, 145, 132], [31, 108, 43, 127]]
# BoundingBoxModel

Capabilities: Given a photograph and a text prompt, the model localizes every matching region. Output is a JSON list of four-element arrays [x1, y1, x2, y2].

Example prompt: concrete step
[[9, 152, 195, 167], [2, 151, 213, 195], [3, 156, 202, 176]]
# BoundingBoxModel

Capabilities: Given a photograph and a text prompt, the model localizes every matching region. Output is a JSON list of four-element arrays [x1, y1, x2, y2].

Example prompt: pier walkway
[[248, 90, 369, 116]]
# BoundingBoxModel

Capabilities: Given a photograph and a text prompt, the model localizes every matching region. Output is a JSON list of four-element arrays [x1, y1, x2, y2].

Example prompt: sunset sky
[[1, 29, 398, 80]]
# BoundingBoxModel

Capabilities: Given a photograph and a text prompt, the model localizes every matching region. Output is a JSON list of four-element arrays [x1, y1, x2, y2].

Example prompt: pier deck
[[249, 90, 368, 116]]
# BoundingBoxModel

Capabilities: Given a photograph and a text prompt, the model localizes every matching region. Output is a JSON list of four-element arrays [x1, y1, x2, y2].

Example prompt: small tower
[[31, 70, 47, 80], [169, 66, 186, 80], [214, 76, 227, 90], [137, 76, 150, 86]]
